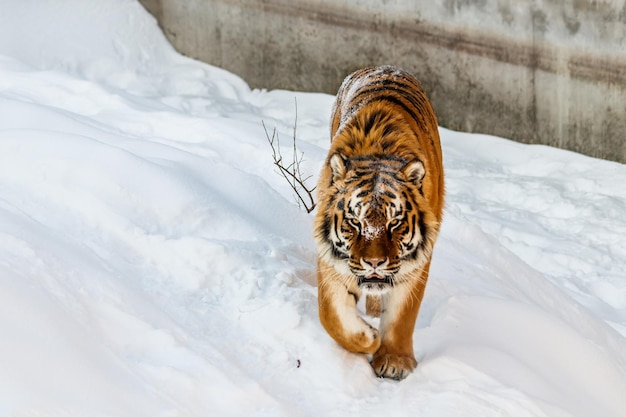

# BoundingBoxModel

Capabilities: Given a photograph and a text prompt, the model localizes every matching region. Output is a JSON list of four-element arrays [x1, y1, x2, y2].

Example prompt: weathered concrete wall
[[139, 0, 626, 162]]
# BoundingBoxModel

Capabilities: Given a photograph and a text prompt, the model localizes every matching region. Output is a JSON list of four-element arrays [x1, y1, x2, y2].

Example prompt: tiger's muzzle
[[357, 274, 393, 292], [355, 256, 394, 292]]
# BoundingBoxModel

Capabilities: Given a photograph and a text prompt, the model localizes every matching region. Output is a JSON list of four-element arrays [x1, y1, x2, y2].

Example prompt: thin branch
[[262, 101, 317, 213]]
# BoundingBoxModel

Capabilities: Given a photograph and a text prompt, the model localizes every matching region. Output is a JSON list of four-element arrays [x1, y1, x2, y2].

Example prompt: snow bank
[[0, 1, 624, 416]]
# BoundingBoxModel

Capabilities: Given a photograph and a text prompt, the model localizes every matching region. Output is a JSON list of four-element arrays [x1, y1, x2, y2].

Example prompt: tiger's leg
[[317, 265, 381, 354], [371, 263, 430, 380]]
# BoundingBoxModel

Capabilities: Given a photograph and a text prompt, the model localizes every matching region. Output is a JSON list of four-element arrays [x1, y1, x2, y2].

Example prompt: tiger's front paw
[[371, 352, 417, 380], [347, 324, 381, 354]]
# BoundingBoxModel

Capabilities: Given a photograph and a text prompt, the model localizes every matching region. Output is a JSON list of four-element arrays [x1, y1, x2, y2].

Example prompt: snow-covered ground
[[1, 1, 625, 416]]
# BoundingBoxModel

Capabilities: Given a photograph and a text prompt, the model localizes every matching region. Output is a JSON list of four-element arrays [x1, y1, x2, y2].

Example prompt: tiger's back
[[314, 66, 444, 380], [328, 66, 444, 213]]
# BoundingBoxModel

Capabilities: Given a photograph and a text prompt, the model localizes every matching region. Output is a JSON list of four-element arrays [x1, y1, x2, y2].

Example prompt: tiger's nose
[[363, 257, 387, 268]]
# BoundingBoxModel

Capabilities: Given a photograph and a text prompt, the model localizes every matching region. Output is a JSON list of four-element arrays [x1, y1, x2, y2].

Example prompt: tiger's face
[[317, 153, 434, 294]]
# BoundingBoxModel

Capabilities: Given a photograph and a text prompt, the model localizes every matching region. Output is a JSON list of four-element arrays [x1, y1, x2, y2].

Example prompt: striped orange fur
[[314, 66, 444, 380]]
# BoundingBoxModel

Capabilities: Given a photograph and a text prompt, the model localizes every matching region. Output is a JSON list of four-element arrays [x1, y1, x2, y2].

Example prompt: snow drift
[[0, 1, 625, 416]]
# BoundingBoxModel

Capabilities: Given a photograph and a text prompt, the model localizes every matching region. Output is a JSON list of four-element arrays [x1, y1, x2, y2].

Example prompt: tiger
[[314, 66, 444, 380]]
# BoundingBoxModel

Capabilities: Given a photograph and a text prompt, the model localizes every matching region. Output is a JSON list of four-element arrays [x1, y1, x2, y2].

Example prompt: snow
[[362, 222, 384, 241], [0, 1, 625, 416]]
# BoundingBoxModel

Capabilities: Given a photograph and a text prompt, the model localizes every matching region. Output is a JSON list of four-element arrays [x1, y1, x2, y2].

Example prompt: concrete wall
[[139, 0, 626, 162]]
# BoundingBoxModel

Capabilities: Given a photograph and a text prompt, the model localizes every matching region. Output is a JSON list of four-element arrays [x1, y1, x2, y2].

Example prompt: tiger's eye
[[389, 219, 401, 230], [347, 218, 360, 229]]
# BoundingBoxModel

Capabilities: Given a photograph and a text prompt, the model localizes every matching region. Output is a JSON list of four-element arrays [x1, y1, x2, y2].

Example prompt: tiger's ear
[[403, 160, 425, 186], [329, 153, 348, 183]]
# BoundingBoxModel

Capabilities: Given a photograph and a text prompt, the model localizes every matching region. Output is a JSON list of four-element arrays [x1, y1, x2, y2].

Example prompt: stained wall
[[139, 0, 626, 162]]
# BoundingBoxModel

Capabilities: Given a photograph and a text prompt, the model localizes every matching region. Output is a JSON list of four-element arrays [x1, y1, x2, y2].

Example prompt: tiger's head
[[315, 152, 438, 294]]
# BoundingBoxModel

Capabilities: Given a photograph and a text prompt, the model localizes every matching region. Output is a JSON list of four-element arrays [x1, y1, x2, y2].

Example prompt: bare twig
[[263, 100, 316, 213]]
